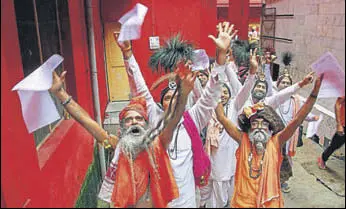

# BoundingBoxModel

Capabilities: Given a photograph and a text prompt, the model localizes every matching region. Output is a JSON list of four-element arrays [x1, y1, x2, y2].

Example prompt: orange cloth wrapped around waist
[[231, 134, 284, 208], [111, 138, 179, 207]]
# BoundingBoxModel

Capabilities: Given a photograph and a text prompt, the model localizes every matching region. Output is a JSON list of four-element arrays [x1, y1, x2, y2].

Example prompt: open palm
[[209, 22, 238, 52], [249, 48, 258, 74]]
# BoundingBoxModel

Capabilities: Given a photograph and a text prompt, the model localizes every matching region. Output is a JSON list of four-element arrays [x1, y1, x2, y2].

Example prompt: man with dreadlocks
[[215, 74, 324, 208], [48, 64, 197, 207], [115, 22, 237, 207]]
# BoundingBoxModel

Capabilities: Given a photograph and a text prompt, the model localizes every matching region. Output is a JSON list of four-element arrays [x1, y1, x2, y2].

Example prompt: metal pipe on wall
[[85, 0, 107, 178]]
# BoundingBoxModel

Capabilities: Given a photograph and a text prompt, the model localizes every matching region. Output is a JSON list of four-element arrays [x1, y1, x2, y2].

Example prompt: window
[[14, 0, 73, 147]]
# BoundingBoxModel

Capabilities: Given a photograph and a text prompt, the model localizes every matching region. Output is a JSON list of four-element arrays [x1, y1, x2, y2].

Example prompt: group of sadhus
[[48, 22, 333, 208]]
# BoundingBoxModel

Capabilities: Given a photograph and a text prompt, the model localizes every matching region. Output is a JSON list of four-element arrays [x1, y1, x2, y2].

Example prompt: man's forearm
[[122, 50, 133, 60], [54, 90, 109, 143], [160, 92, 189, 149], [279, 96, 317, 144], [216, 50, 227, 66]]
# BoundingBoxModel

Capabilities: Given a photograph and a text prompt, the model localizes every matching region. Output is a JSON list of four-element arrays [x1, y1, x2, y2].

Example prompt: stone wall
[[266, 0, 345, 138]]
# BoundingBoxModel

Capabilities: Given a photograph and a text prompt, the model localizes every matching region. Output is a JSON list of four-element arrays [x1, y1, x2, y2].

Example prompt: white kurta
[[200, 64, 256, 208], [275, 92, 317, 157], [125, 55, 223, 208], [242, 81, 301, 112]]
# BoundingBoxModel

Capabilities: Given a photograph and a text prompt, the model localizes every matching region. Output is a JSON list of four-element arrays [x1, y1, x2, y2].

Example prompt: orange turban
[[119, 96, 148, 122]]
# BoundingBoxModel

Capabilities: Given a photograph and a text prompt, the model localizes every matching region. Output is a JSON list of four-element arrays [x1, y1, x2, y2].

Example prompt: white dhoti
[[199, 178, 235, 208]]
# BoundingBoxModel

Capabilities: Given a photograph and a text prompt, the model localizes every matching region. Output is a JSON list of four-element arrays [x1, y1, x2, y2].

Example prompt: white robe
[[125, 55, 224, 208], [200, 63, 256, 208]]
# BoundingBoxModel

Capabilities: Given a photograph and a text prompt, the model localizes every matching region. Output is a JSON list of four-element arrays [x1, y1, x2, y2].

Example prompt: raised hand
[[249, 48, 258, 75], [113, 32, 131, 51], [311, 73, 324, 96], [208, 22, 238, 53], [176, 63, 197, 96], [49, 71, 67, 94], [299, 72, 315, 88]]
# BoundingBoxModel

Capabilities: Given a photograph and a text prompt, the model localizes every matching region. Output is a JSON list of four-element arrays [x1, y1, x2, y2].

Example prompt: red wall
[[1, 0, 101, 207], [102, 0, 217, 101], [229, 0, 250, 40]]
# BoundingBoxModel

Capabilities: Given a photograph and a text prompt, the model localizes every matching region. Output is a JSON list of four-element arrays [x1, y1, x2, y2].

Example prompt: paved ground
[[283, 138, 345, 208]]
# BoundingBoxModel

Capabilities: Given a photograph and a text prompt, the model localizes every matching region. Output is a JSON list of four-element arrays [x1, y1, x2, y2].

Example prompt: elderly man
[[115, 22, 237, 207], [243, 67, 315, 112], [215, 74, 323, 208], [48, 65, 197, 207]]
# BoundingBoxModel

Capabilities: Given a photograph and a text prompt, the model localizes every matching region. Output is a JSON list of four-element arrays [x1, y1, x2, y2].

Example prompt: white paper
[[12, 54, 63, 133], [118, 3, 148, 42], [306, 114, 323, 138], [192, 49, 210, 71], [310, 52, 345, 98]]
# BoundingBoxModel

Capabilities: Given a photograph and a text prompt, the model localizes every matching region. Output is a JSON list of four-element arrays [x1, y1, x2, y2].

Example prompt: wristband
[[122, 46, 132, 52], [309, 94, 318, 99], [62, 96, 72, 106]]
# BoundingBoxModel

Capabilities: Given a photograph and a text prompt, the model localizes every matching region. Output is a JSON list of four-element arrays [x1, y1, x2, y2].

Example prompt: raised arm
[[114, 33, 162, 126], [225, 62, 242, 95], [215, 103, 243, 143], [234, 48, 258, 111], [160, 71, 197, 149], [278, 74, 324, 146], [50, 71, 118, 149], [266, 72, 315, 109], [264, 64, 274, 97], [189, 22, 238, 131]]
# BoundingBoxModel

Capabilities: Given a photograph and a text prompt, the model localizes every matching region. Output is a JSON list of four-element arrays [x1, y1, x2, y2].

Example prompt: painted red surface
[[1, 0, 102, 207], [229, 0, 250, 40], [102, 0, 217, 101]]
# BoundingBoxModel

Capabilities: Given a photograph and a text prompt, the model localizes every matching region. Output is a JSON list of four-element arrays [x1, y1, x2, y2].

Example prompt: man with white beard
[[114, 22, 237, 208], [215, 74, 324, 208], [48, 65, 198, 207]]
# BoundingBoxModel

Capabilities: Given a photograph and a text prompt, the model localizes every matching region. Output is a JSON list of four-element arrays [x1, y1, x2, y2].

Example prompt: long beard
[[252, 90, 266, 100], [119, 125, 149, 159], [249, 129, 271, 153]]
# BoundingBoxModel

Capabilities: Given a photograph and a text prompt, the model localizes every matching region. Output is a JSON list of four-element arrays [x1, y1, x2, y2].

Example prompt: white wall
[[267, 0, 345, 138]]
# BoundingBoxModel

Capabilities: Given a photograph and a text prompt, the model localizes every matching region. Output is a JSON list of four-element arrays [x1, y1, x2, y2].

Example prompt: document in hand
[[118, 3, 148, 42], [311, 52, 345, 98], [192, 49, 210, 71], [12, 54, 63, 133]]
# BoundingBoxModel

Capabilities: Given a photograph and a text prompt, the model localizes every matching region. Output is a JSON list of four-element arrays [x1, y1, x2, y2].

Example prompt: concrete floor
[[283, 138, 345, 208]]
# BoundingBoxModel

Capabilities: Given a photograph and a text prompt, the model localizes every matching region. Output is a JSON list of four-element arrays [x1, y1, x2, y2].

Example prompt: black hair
[[252, 79, 268, 94], [222, 83, 232, 98], [160, 87, 171, 106]]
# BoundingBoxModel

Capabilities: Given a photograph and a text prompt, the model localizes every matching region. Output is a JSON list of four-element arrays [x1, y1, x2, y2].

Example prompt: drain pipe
[[86, 0, 106, 178]]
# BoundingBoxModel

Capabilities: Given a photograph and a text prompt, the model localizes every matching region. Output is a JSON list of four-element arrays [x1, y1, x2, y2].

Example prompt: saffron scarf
[[111, 138, 178, 207], [288, 95, 300, 157]]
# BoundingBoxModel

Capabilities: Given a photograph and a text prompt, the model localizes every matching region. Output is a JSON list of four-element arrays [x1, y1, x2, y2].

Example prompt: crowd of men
[[48, 21, 344, 208]]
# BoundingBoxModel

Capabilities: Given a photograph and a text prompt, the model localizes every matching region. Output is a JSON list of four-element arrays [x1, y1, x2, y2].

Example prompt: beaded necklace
[[248, 144, 266, 179]]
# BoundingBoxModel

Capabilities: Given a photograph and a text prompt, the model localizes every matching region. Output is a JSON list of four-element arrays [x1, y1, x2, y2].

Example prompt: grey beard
[[119, 125, 149, 159], [249, 129, 271, 153], [252, 91, 266, 101]]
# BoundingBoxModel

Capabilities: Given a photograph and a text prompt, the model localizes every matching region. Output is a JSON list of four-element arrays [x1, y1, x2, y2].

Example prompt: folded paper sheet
[[192, 49, 210, 71], [311, 52, 345, 98], [12, 54, 63, 133], [118, 3, 148, 42]]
